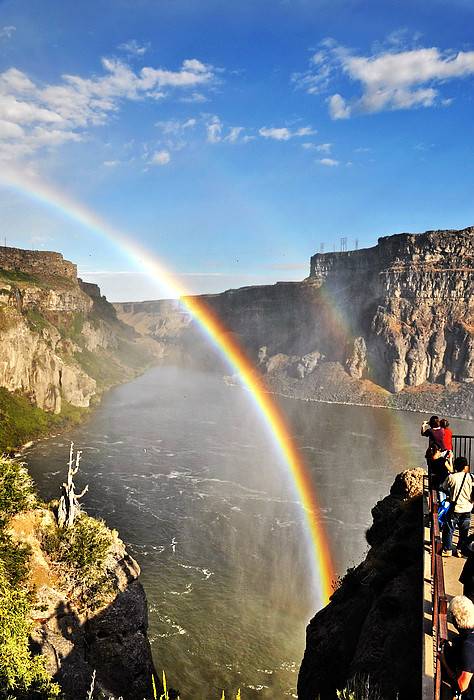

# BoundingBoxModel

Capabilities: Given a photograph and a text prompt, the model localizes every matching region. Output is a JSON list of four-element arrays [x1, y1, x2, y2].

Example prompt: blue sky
[[0, 0, 473, 300]]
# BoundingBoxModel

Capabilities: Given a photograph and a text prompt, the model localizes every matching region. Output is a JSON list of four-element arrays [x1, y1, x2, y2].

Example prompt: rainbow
[[0, 168, 335, 604]]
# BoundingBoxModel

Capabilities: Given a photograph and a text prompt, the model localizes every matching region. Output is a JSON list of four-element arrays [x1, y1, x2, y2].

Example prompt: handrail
[[429, 485, 449, 700], [452, 434, 474, 464]]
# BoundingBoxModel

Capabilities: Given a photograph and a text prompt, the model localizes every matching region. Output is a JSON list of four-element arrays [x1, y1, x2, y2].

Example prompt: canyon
[[0, 247, 162, 449], [116, 226, 474, 418]]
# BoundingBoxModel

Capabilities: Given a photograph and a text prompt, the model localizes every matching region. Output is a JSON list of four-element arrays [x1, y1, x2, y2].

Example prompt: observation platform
[[423, 434, 474, 700]]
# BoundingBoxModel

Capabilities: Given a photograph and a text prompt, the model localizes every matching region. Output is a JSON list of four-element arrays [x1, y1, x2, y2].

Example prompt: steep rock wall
[[115, 227, 473, 400], [298, 468, 424, 700], [0, 245, 157, 417]]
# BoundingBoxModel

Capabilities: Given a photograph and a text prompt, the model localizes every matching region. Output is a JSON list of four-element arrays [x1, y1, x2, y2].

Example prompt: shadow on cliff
[[30, 555, 175, 700], [297, 468, 425, 700]]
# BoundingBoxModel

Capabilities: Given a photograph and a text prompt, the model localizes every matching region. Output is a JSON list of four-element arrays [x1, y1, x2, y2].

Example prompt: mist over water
[[25, 366, 474, 698]]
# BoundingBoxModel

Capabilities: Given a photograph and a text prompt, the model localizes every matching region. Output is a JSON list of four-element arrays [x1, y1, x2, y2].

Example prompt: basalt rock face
[[309, 227, 473, 394], [115, 227, 474, 414], [297, 468, 425, 700], [0, 246, 157, 418]]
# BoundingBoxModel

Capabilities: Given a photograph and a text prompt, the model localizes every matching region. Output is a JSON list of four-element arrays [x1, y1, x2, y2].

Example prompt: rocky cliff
[[298, 468, 424, 700], [115, 226, 474, 417], [0, 246, 163, 448], [0, 454, 157, 699]]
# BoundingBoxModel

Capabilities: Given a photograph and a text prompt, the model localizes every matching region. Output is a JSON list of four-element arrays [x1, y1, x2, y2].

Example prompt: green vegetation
[[56, 311, 85, 342], [42, 513, 115, 604], [0, 456, 60, 699], [0, 459, 36, 518], [0, 268, 74, 291], [25, 308, 52, 333], [74, 348, 125, 388], [334, 676, 384, 700], [0, 388, 87, 453]]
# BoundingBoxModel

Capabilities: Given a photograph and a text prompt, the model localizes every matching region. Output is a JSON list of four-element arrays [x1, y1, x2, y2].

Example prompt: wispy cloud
[[259, 125, 316, 140], [302, 142, 332, 153], [318, 157, 339, 166], [0, 57, 217, 162], [294, 37, 474, 118], [0, 26, 15, 40], [118, 39, 150, 56], [206, 115, 251, 144], [150, 149, 171, 166]]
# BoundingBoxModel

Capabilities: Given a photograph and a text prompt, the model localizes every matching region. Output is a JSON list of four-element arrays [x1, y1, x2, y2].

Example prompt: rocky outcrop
[[8, 508, 156, 699], [115, 227, 474, 417], [0, 247, 77, 280], [298, 468, 425, 700], [0, 246, 157, 418]]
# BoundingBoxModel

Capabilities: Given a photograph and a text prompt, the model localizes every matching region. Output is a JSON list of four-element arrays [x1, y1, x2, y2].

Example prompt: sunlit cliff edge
[[115, 226, 474, 419], [0, 246, 163, 450]]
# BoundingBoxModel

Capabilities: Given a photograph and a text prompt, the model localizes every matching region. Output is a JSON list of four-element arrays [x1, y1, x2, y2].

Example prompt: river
[[24, 366, 474, 699]]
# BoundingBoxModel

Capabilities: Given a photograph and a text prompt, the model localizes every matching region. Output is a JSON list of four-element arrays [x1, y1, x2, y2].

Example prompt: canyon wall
[[115, 227, 474, 415], [0, 246, 161, 420]]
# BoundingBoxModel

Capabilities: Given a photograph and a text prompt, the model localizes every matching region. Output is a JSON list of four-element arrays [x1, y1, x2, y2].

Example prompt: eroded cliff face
[[0, 246, 160, 417], [115, 227, 474, 414], [297, 468, 424, 700]]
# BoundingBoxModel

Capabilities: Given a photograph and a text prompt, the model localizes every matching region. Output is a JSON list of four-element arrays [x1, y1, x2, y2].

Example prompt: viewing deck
[[423, 435, 474, 700]]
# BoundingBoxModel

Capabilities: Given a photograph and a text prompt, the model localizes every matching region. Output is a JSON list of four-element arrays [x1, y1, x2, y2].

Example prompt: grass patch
[[25, 308, 51, 334], [0, 268, 75, 291], [0, 388, 87, 453], [74, 348, 125, 389]]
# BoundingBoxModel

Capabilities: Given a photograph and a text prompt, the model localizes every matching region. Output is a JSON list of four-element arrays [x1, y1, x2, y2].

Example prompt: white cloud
[[259, 126, 291, 141], [0, 56, 217, 163], [206, 116, 249, 144], [206, 115, 222, 143], [328, 93, 351, 119], [0, 26, 15, 40], [316, 142, 332, 153], [150, 149, 171, 165], [226, 126, 244, 143], [103, 160, 120, 167], [180, 92, 208, 103], [259, 125, 316, 141], [155, 118, 197, 135], [0, 119, 24, 139], [295, 39, 474, 118], [118, 39, 149, 56], [302, 142, 332, 152], [318, 157, 339, 166]]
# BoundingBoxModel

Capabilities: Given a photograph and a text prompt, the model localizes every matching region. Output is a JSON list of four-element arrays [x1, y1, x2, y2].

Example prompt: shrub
[[0, 563, 60, 700], [43, 513, 115, 600], [0, 457, 36, 519]]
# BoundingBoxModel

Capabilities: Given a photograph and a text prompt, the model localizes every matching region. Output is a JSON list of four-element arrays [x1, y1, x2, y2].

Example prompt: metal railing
[[452, 434, 474, 464], [428, 482, 448, 700]]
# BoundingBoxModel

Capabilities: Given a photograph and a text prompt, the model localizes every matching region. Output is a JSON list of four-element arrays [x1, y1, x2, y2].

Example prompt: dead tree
[[57, 442, 89, 528]]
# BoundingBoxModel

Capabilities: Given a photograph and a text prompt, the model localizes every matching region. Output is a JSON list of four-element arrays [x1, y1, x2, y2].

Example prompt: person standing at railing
[[441, 457, 473, 558], [441, 418, 454, 470], [442, 595, 474, 699], [422, 416, 449, 485]]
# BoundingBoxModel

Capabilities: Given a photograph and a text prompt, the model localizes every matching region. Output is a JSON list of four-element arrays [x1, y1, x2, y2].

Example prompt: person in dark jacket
[[442, 596, 474, 699]]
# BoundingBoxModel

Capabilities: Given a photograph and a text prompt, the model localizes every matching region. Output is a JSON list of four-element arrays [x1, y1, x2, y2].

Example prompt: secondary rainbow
[[0, 168, 335, 604]]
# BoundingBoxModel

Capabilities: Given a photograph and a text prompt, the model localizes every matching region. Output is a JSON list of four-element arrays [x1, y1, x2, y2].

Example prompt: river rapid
[[24, 366, 474, 699]]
